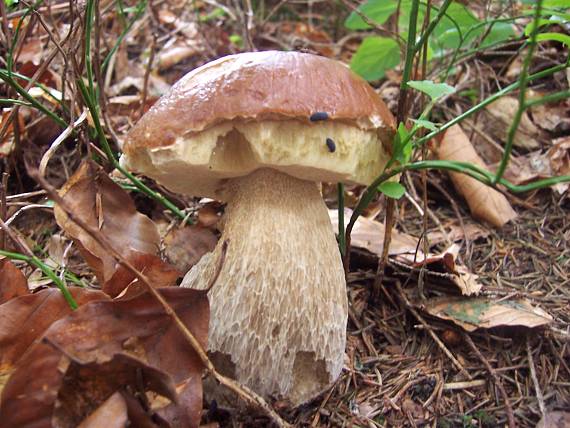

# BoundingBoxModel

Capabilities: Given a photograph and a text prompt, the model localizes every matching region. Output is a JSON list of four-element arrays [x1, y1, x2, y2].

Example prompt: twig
[[0, 173, 7, 250], [463, 333, 515, 428], [29, 168, 290, 428], [372, 198, 395, 300], [39, 109, 88, 176], [526, 336, 546, 418]]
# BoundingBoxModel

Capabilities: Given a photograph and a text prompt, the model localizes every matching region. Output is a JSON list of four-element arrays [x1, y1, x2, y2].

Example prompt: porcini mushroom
[[121, 51, 395, 405]]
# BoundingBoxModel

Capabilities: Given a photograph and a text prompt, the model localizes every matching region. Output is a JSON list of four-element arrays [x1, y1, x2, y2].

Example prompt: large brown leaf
[[54, 161, 161, 284], [436, 125, 517, 228], [0, 288, 209, 428], [0, 287, 109, 389], [0, 259, 29, 304]]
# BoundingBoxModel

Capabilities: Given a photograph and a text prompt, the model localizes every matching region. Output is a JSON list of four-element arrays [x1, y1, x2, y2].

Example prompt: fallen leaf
[[77, 391, 129, 428], [54, 161, 161, 284], [329, 208, 423, 258], [164, 226, 218, 274], [197, 203, 222, 228], [548, 137, 570, 194], [528, 89, 570, 133], [0, 288, 208, 428], [436, 125, 517, 228], [484, 96, 541, 149], [396, 244, 482, 296], [0, 259, 29, 304], [331, 209, 482, 295], [500, 136, 570, 194], [158, 41, 200, 70], [53, 354, 177, 428], [0, 287, 109, 389], [103, 252, 181, 298], [427, 222, 489, 245], [422, 297, 553, 332]]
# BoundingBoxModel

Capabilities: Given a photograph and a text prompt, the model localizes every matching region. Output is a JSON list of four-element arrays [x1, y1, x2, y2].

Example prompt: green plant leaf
[[536, 32, 570, 47], [411, 118, 438, 132], [542, 0, 570, 8], [350, 37, 400, 81], [378, 182, 406, 199], [392, 123, 412, 165], [407, 80, 456, 100], [344, 0, 398, 30]]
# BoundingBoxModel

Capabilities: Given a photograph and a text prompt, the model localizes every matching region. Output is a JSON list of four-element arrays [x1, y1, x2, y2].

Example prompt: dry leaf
[[0, 288, 108, 394], [427, 222, 489, 245], [0, 288, 209, 428], [485, 96, 541, 149], [329, 208, 423, 258], [54, 161, 161, 284], [437, 125, 517, 228], [396, 244, 482, 296], [164, 226, 218, 274], [331, 209, 482, 295], [0, 259, 29, 304], [77, 392, 129, 428], [500, 136, 570, 194], [422, 297, 553, 332], [103, 252, 181, 298], [528, 89, 570, 133]]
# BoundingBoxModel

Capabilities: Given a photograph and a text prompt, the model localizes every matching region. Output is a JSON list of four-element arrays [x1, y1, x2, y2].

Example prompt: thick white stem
[[182, 168, 347, 405]]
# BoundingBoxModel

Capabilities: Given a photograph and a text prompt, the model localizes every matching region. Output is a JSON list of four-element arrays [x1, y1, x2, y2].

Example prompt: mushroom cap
[[121, 50, 396, 199]]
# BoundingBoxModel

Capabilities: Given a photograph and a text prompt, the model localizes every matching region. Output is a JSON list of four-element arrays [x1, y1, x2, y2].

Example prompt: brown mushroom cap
[[121, 51, 396, 199], [124, 50, 395, 149]]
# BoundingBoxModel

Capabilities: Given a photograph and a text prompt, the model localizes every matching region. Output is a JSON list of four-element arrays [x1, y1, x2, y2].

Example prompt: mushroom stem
[[182, 168, 347, 405]]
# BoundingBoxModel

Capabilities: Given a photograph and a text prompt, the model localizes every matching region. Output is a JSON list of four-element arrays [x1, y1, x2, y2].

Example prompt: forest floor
[[0, 1, 569, 427]]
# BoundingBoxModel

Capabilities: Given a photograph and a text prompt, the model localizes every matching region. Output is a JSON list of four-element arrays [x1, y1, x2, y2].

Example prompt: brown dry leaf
[[54, 161, 161, 284], [528, 89, 570, 133], [427, 222, 489, 245], [197, 203, 222, 228], [0, 287, 109, 390], [501, 136, 570, 194], [484, 96, 541, 149], [536, 411, 570, 428], [158, 41, 200, 71], [0, 110, 25, 158], [103, 252, 181, 298], [330, 209, 481, 295], [422, 297, 553, 332], [396, 244, 482, 296], [0, 288, 208, 428], [329, 208, 423, 258], [0, 259, 29, 304], [436, 125, 517, 228], [77, 391, 129, 428], [53, 354, 177, 428], [164, 226, 218, 274], [548, 137, 570, 194]]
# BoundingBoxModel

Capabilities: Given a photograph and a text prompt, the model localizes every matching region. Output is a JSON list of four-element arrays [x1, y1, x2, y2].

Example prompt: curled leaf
[[54, 161, 161, 284], [436, 125, 517, 228]]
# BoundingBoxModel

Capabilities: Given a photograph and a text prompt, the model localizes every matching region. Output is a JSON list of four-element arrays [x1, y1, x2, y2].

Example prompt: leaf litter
[[0, 1, 569, 426]]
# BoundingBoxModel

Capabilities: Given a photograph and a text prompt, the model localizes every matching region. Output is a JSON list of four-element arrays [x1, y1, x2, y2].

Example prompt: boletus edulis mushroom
[[121, 51, 395, 405]]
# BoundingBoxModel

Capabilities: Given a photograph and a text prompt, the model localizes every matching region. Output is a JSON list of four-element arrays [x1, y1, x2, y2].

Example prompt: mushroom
[[121, 51, 395, 405]]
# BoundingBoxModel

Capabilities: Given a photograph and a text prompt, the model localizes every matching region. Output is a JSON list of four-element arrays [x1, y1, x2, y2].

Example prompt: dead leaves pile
[[0, 161, 216, 428]]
